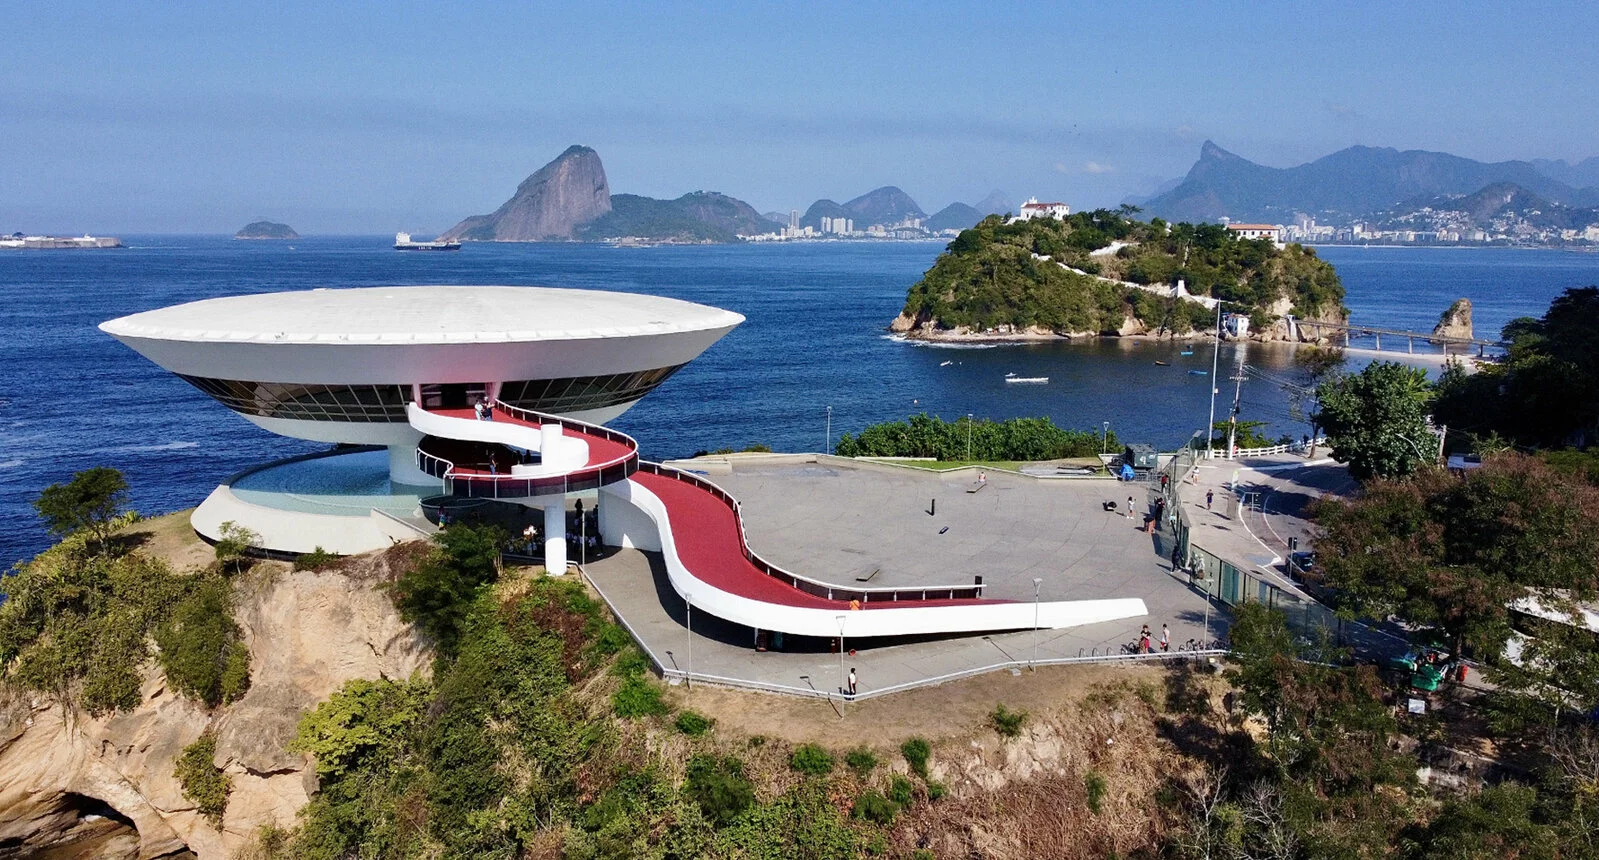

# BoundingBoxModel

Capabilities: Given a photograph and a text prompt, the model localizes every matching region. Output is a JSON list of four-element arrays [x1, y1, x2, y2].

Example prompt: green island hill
[[234, 220, 299, 240], [891, 209, 1347, 342]]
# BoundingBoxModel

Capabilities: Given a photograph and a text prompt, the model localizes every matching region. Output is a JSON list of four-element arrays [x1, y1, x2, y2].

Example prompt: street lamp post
[[966, 413, 973, 461], [825, 405, 832, 455], [1031, 577, 1043, 669], [685, 591, 693, 699], [1102, 421, 1109, 455], [836, 615, 847, 707], [1207, 302, 1223, 459]]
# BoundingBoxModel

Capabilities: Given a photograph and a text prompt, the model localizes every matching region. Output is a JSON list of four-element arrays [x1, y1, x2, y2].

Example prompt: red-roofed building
[[1016, 197, 1070, 221], [1226, 223, 1283, 244]]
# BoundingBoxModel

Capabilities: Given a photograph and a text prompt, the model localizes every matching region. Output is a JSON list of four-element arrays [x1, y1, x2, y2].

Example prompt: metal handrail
[[635, 460, 987, 603]]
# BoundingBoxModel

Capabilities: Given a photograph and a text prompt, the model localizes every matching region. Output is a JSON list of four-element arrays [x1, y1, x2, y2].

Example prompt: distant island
[[234, 220, 298, 240], [892, 209, 1346, 343]]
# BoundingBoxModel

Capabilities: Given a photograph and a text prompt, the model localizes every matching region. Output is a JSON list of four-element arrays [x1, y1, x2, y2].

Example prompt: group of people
[[473, 398, 495, 421], [1137, 623, 1171, 654]]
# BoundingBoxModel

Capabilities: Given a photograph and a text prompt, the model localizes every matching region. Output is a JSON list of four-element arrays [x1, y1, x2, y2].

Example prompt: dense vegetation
[[1, 469, 252, 716], [899, 209, 1345, 335], [833, 413, 1117, 461], [1315, 361, 1436, 480], [1433, 285, 1599, 449], [176, 733, 231, 824]]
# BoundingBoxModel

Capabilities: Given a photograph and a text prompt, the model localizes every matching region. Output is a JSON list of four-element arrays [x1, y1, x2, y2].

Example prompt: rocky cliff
[[1432, 298, 1474, 343], [0, 523, 429, 860], [439, 145, 612, 242]]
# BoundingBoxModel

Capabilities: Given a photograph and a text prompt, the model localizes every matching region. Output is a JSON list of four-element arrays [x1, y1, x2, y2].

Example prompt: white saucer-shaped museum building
[[102, 285, 1145, 642]]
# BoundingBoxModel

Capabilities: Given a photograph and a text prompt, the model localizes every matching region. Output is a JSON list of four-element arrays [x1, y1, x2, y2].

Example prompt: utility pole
[[1225, 357, 1246, 459], [1206, 303, 1222, 458]]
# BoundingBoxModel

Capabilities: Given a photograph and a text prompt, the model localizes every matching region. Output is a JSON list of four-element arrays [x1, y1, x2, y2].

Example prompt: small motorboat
[[1188, 370, 1208, 376], [1155, 360, 1170, 366], [940, 360, 953, 366], [1180, 349, 1194, 356], [1005, 376, 1049, 384]]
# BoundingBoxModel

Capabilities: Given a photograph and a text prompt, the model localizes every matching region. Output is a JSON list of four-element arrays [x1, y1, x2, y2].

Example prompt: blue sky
[[3, 1, 1595, 233]]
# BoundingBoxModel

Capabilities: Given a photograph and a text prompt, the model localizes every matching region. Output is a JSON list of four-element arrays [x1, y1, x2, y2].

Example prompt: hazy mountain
[[577, 192, 781, 242], [973, 190, 1013, 215], [1381, 182, 1599, 231], [926, 202, 984, 231], [441, 145, 611, 241], [799, 198, 851, 230], [1143, 141, 1596, 223], [762, 211, 793, 226], [1532, 157, 1599, 191], [801, 186, 926, 230], [1120, 177, 1183, 208]]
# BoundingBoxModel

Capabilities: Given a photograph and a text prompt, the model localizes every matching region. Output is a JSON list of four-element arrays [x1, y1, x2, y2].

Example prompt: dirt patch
[[667, 661, 1185, 749], [117, 509, 212, 571]]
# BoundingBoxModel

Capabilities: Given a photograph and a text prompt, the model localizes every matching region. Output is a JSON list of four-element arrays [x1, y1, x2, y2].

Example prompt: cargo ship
[[394, 232, 461, 251]]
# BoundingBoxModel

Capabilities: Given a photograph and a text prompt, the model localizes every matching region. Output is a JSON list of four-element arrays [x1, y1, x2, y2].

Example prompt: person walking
[[1138, 627, 1151, 654], [1205, 489, 1214, 510], [847, 667, 858, 698], [1127, 495, 1136, 519], [1160, 623, 1170, 652]]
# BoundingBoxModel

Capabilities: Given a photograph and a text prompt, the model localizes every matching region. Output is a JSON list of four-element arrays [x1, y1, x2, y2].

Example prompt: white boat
[[940, 360, 953, 366], [1005, 375, 1049, 384], [394, 232, 461, 251]]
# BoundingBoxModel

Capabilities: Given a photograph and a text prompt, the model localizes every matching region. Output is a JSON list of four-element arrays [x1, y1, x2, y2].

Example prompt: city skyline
[[4, 1, 1597, 233]]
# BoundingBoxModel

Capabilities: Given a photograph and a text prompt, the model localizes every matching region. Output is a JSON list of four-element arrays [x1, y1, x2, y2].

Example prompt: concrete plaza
[[583, 456, 1224, 698]]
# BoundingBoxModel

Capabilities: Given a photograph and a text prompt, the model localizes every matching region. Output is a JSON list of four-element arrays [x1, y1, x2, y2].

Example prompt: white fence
[[1205, 437, 1327, 460]]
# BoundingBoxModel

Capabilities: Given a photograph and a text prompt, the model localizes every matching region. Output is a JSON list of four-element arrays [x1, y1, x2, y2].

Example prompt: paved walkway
[[583, 458, 1225, 697]]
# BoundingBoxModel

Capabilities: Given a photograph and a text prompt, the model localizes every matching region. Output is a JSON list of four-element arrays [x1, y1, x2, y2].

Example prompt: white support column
[[543, 501, 567, 575]]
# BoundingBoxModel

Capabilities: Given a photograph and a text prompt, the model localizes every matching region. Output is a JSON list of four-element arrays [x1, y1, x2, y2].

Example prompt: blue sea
[[2, 239, 1595, 565]]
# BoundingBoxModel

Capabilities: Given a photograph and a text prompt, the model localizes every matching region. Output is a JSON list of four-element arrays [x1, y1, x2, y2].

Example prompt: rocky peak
[[439, 145, 611, 242], [1432, 298, 1474, 343]]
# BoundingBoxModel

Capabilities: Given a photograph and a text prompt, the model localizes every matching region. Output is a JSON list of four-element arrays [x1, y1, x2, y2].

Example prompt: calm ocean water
[[2, 239, 1595, 564]]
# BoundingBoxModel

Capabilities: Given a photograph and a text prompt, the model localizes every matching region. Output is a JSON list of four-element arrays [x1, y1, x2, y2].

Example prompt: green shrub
[[684, 755, 755, 826], [591, 623, 631, 656], [989, 703, 1029, 738], [32, 466, 129, 552], [391, 523, 505, 655], [845, 746, 879, 777], [612, 676, 667, 718], [609, 648, 651, 678], [175, 733, 230, 825], [155, 577, 251, 708], [901, 737, 931, 778], [213, 520, 260, 575], [887, 774, 915, 806], [911, 850, 936, 860], [292, 546, 340, 571], [926, 780, 947, 801], [675, 709, 713, 736], [789, 743, 835, 776], [851, 790, 898, 824], [1085, 770, 1108, 814]]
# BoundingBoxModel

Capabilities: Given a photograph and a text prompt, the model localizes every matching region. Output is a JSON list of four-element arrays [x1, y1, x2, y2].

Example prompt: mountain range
[[438, 145, 1011, 243], [1142, 141, 1599, 224], [1376, 182, 1599, 232]]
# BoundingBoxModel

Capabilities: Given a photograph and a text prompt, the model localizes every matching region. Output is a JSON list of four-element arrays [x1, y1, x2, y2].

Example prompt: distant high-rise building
[[789, 209, 799, 229]]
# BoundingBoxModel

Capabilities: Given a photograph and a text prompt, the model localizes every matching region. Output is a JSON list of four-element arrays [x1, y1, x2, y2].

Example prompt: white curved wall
[[105, 324, 737, 385], [600, 478, 1148, 639]]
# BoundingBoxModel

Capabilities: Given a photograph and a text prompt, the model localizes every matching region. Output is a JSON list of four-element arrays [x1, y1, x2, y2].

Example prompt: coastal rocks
[[439, 145, 612, 242], [1432, 298, 1473, 343], [0, 552, 431, 860], [1115, 316, 1147, 337]]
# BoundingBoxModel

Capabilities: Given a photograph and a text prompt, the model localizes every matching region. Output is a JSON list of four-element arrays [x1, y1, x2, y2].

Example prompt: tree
[[212, 520, 260, 575], [1315, 361, 1434, 480], [32, 466, 130, 552], [1311, 453, 1599, 711], [392, 523, 505, 655], [1434, 286, 1599, 449]]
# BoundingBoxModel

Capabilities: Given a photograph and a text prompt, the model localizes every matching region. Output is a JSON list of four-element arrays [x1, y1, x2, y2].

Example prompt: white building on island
[[1226, 223, 1284, 247], [1014, 198, 1071, 221]]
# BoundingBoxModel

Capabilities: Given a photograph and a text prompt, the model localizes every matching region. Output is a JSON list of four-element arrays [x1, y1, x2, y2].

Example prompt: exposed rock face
[[440, 145, 611, 242], [0, 555, 430, 860], [1432, 298, 1474, 343]]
